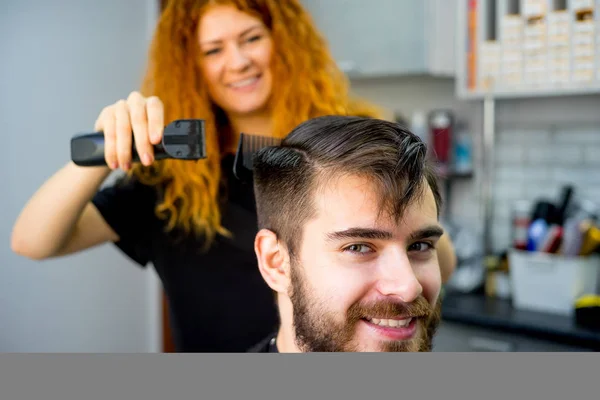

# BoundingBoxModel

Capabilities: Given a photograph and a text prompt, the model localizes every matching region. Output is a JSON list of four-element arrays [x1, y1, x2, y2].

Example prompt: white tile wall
[[492, 125, 600, 252], [349, 76, 600, 253]]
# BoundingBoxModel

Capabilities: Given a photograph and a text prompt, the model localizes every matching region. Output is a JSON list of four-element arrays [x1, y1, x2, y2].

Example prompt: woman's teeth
[[368, 317, 412, 328], [229, 76, 259, 88]]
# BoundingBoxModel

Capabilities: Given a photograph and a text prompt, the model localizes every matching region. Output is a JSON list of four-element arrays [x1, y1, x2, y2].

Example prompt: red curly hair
[[131, 0, 383, 247]]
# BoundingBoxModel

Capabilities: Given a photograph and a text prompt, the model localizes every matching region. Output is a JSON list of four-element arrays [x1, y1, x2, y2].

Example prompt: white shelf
[[455, 0, 600, 100], [458, 82, 600, 99]]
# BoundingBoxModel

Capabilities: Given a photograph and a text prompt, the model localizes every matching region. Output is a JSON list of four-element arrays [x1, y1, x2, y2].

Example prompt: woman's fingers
[[128, 91, 154, 166], [114, 99, 133, 171], [146, 96, 165, 145]]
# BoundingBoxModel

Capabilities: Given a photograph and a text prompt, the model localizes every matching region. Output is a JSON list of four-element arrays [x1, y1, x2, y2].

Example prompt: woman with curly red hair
[[12, 0, 455, 352]]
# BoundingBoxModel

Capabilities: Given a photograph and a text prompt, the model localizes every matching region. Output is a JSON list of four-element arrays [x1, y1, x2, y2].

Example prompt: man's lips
[[365, 317, 414, 328], [362, 317, 419, 340]]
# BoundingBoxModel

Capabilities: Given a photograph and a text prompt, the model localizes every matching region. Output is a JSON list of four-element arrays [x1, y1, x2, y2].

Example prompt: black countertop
[[441, 292, 600, 351]]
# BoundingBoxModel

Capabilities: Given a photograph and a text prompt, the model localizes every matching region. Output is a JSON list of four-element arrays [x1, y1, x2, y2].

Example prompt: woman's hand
[[94, 91, 165, 171]]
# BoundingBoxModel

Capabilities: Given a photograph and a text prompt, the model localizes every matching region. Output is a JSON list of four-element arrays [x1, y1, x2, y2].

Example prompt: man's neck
[[275, 326, 302, 353], [275, 298, 302, 353]]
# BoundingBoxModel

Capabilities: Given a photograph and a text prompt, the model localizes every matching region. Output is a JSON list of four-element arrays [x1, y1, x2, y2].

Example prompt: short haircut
[[253, 115, 442, 255]]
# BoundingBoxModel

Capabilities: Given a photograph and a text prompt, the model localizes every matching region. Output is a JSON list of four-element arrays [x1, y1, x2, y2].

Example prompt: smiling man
[[250, 115, 444, 352]]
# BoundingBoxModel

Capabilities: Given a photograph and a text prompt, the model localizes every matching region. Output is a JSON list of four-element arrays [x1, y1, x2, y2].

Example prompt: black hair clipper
[[71, 119, 206, 166]]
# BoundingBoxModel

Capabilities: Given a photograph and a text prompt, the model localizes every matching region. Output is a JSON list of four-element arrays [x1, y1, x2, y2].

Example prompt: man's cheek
[[419, 264, 442, 302]]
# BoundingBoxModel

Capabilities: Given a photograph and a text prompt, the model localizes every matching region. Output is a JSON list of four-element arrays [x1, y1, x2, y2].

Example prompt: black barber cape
[[247, 333, 279, 353], [92, 154, 279, 352]]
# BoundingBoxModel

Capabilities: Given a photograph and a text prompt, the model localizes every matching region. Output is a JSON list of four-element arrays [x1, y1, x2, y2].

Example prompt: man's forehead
[[311, 173, 438, 231]]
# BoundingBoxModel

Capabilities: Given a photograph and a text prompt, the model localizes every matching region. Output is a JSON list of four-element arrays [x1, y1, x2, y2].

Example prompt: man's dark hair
[[253, 115, 442, 255]]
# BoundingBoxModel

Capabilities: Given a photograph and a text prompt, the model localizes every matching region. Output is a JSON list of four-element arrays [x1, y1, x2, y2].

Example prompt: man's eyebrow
[[408, 226, 444, 242], [325, 225, 444, 243], [200, 25, 263, 45], [326, 228, 394, 242]]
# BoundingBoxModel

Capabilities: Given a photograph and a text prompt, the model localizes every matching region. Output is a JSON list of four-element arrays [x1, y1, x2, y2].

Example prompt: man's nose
[[375, 251, 423, 303]]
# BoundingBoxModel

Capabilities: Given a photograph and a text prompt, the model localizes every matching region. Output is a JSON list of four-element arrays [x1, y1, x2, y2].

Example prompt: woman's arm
[[11, 162, 119, 259], [438, 233, 457, 284], [11, 92, 164, 260]]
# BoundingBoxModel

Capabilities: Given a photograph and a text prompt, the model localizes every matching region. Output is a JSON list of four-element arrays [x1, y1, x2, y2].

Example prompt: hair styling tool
[[70, 119, 206, 166], [233, 132, 282, 182]]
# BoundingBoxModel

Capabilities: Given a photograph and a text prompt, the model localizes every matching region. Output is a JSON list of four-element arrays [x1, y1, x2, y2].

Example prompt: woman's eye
[[344, 244, 373, 254], [204, 48, 221, 56], [409, 242, 433, 252], [246, 35, 262, 43]]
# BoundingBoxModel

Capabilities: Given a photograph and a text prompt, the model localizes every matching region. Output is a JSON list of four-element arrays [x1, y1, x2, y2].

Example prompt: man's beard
[[289, 261, 442, 352]]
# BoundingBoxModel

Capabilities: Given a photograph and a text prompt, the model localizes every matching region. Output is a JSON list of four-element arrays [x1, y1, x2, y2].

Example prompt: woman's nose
[[225, 44, 251, 72]]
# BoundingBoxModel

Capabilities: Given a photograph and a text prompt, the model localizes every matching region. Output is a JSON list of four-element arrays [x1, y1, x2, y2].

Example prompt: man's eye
[[408, 242, 434, 252], [343, 244, 373, 254]]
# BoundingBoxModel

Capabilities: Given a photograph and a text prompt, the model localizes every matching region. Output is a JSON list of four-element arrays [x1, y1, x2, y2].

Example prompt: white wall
[[0, 0, 161, 352]]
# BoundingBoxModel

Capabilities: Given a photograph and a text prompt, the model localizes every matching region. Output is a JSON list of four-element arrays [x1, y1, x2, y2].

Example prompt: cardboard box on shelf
[[548, 55, 570, 70], [524, 58, 547, 70], [572, 53, 595, 81], [481, 67, 501, 78], [573, 69, 595, 81], [502, 74, 522, 87], [573, 56, 595, 69], [480, 42, 501, 78], [524, 17, 547, 74], [573, 20, 595, 34], [550, 68, 570, 77], [573, 43, 595, 57], [502, 50, 523, 63], [548, 36, 570, 46], [502, 62, 522, 73], [525, 27, 547, 38], [524, 41, 547, 51], [502, 32, 523, 45], [522, 0, 547, 18], [573, 33, 595, 45], [524, 67, 547, 77], [501, 15, 523, 51], [548, 59, 570, 71], [548, 15, 570, 39], [524, 55, 547, 66], [548, 71, 570, 83], [524, 74, 547, 85], [548, 26, 570, 37], [525, 48, 547, 57], [502, 26, 523, 35], [548, 70, 571, 82], [503, 39, 523, 51], [548, 47, 570, 57], [571, 0, 594, 11], [547, 11, 570, 24], [480, 41, 501, 56], [501, 15, 523, 29]]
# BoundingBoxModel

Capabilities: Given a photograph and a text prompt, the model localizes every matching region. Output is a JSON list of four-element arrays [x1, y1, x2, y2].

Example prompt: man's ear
[[254, 229, 290, 294]]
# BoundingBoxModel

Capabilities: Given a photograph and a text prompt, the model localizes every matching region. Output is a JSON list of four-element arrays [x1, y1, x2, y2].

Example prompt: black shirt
[[91, 155, 279, 352], [247, 333, 279, 353]]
